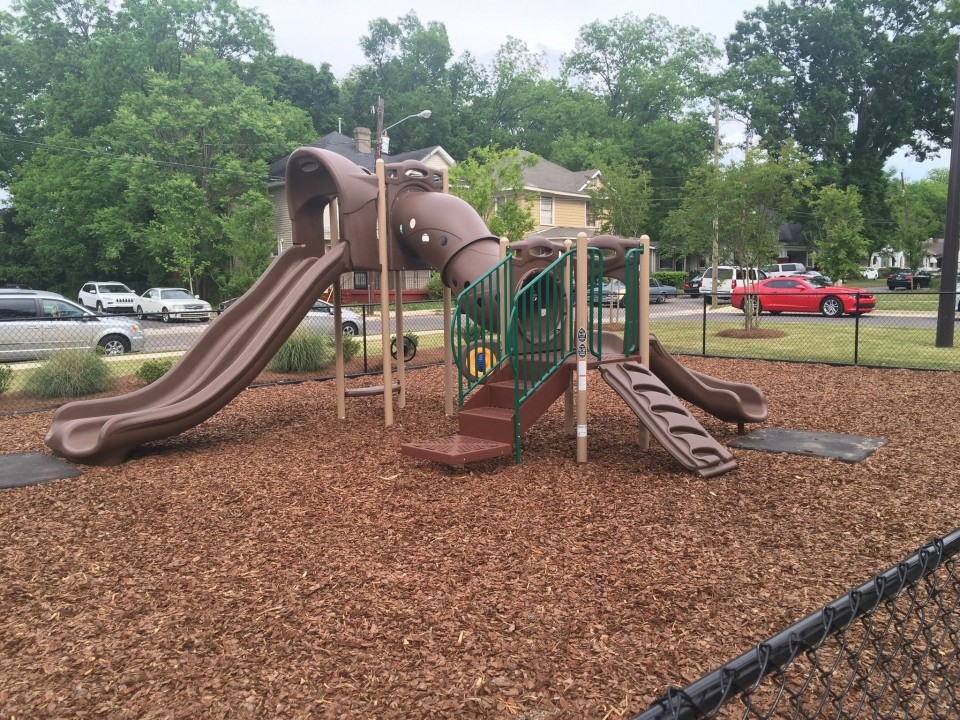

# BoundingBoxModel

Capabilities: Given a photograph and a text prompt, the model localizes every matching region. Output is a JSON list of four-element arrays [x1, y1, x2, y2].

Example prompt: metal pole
[[936, 45, 960, 347]]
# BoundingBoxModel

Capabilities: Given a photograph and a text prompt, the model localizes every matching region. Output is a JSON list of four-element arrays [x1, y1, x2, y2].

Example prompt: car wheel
[[820, 296, 843, 317], [731, 295, 763, 317], [136, 305, 147, 320], [96, 301, 104, 313], [98, 335, 130, 355], [342, 321, 359, 336], [654, 294, 666, 304], [161, 308, 171, 323]]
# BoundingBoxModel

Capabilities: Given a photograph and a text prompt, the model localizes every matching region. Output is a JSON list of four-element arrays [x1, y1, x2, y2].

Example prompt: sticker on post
[[577, 343, 587, 359], [577, 328, 587, 343], [577, 424, 587, 438]]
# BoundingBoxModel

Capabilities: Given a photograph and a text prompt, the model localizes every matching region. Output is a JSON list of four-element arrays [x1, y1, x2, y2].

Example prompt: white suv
[[699, 266, 767, 299], [761, 262, 807, 277], [78, 281, 139, 314]]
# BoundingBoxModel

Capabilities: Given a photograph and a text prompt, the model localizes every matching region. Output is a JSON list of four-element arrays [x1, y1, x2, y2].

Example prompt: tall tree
[[810, 185, 869, 281], [449, 147, 536, 241], [587, 159, 653, 238], [10, 51, 313, 296], [663, 142, 813, 325], [725, 0, 955, 246]]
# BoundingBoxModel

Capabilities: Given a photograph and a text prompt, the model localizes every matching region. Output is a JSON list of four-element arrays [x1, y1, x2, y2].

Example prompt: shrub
[[268, 329, 336, 373], [23, 350, 114, 398], [426, 270, 444, 300], [342, 335, 361, 362], [0, 364, 12, 395], [136, 358, 176, 384]]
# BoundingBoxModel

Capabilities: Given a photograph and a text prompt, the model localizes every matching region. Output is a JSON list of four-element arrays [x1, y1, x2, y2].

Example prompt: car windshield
[[805, 276, 832, 287], [160, 289, 194, 300], [100, 284, 133, 293]]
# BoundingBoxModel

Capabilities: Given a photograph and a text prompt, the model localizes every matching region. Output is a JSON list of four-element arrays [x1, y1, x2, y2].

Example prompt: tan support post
[[562, 238, 574, 435], [442, 169, 455, 418], [330, 198, 346, 420], [376, 159, 393, 427], [395, 268, 406, 408], [575, 232, 588, 463], [638, 234, 651, 450]]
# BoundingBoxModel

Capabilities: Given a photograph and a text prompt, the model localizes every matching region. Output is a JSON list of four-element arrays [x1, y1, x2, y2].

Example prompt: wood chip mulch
[[1, 357, 958, 719]]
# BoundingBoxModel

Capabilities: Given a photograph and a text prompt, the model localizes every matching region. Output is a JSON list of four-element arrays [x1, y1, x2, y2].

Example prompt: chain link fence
[[632, 528, 960, 720], [3, 290, 960, 415], [0, 300, 448, 416]]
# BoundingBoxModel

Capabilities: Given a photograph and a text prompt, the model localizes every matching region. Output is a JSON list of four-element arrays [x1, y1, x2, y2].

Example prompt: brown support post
[[330, 198, 346, 420], [563, 238, 574, 435]]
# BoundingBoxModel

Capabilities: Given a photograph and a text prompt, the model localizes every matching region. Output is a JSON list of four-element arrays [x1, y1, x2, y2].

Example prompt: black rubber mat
[[0, 452, 82, 489], [729, 428, 886, 463]]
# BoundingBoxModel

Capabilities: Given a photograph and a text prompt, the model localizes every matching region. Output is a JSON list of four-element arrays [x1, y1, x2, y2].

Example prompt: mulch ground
[[1, 357, 958, 719]]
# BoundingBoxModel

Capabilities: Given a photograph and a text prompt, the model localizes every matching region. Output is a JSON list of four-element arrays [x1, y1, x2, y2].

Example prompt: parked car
[[887, 269, 932, 290], [649, 278, 678, 304], [0, 289, 146, 361], [860, 267, 879, 280], [78, 281, 139, 314], [301, 299, 361, 336], [761, 262, 807, 277], [792, 271, 833, 286], [683, 273, 703, 298], [136, 288, 212, 323], [730, 277, 875, 318], [699, 266, 767, 299], [219, 296, 362, 336]]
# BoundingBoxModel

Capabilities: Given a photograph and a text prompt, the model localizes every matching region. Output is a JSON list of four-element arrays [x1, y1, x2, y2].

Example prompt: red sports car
[[730, 277, 875, 317]]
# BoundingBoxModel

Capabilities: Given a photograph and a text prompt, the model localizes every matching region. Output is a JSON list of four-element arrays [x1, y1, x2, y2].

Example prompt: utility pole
[[375, 95, 384, 161], [711, 99, 720, 309], [936, 44, 960, 347]]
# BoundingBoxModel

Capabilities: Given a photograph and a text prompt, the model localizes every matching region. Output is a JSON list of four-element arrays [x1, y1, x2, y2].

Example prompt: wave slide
[[596, 332, 768, 478], [45, 244, 350, 466]]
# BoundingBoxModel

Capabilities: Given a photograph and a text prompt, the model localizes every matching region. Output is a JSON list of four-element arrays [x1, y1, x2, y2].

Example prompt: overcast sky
[[0, 0, 948, 180], [248, 0, 761, 80]]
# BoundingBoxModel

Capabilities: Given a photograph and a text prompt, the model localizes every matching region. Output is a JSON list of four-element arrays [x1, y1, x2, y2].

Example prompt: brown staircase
[[400, 359, 573, 465]]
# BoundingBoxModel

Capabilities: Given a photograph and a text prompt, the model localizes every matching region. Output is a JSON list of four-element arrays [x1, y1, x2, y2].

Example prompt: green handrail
[[453, 254, 512, 405], [507, 247, 604, 462], [621, 246, 645, 355]]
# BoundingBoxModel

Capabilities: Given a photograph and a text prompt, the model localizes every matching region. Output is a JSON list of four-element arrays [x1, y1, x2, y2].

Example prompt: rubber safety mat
[[0, 452, 82, 489], [729, 428, 885, 463]]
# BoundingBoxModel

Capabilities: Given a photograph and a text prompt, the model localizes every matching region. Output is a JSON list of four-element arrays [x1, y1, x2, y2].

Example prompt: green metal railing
[[453, 255, 512, 404], [507, 247, 604, 462], [621, 246, 646, 355]]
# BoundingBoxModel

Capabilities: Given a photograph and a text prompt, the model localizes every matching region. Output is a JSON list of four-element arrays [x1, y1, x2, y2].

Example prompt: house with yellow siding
[[512, 152, 602, 242]]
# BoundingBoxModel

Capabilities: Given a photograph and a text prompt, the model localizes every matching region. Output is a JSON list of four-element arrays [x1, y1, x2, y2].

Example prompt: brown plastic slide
[[646, 334, 768, 425], [598, 360, 739, 478], [598, 332, 767, 425], [45, 243, 350, 465]]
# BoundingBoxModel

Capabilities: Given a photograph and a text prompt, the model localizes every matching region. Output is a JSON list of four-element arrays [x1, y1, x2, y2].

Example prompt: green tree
[[588, 159, 653, 238], [810, 185, 869, 282], [663, 143, 813, 326], [725, 0, 955, 246], [246, 54, 340, 134], [10, 51, 313, 296], [449, 147, 536, 241]]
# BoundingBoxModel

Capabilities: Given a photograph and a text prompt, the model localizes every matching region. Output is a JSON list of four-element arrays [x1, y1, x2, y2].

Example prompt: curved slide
[[45, 243, 350, 465]]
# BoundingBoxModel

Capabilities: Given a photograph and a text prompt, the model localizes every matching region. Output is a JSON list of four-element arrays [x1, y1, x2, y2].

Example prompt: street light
[[374, 97, 431, 158]]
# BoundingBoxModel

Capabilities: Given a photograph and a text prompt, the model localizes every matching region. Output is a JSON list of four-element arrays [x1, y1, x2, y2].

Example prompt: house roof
[[268, 132, 453, 184], [520, 151, 599, 196]]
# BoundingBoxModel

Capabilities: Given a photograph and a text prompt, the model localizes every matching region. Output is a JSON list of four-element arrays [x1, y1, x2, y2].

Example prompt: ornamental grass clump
[[0, 364, 12, 395], [268, 329, 336, 373], [23, 350, 114, 398]]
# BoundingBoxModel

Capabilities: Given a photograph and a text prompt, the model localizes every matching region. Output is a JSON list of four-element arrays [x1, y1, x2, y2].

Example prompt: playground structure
[[45, 147, 767, 475]]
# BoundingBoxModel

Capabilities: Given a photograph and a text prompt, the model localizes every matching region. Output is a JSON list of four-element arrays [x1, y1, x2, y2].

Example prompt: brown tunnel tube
[[390, 190, 502, 326]]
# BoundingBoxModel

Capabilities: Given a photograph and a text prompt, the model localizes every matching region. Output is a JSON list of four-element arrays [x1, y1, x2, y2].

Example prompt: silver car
[[300, 300, 361, 336], [0, 290, 146, 361]]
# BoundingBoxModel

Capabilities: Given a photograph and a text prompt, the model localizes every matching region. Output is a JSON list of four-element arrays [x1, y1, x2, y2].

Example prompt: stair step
[[459, 406, 515, 443], [400, 435, 513, 465]]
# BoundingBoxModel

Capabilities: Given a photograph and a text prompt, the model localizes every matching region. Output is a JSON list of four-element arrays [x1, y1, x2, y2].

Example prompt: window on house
[[494, 195, 506, 212], [585, 202, 596, 227], [540, 196, 554, 225]]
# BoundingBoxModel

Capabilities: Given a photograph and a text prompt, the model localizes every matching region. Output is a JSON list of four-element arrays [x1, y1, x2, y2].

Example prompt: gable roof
[[268, 132, 454, 184], [520, 151, 599, 197]]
